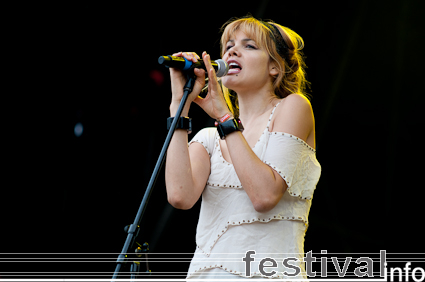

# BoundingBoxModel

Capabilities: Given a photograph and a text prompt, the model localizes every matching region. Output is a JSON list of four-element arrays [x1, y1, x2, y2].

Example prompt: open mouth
[[227, 60, 242, 74]]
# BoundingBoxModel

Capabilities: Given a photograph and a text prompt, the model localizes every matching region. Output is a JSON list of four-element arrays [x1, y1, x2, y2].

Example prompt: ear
[[269, 61, 279, 77]]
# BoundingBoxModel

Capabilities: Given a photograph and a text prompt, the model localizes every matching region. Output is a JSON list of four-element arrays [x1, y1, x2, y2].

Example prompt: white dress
[[187, 102, 321, 280]]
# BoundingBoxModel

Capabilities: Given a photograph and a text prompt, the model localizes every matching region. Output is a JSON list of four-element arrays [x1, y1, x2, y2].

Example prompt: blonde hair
[[219, 16, 311, 118]]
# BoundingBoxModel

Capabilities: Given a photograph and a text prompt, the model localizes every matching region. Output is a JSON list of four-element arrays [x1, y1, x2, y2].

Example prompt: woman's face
[[221, 29, 276, 93]]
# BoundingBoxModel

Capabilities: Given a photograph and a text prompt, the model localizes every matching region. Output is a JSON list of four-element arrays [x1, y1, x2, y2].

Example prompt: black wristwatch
[[167, 117, 192, 134], [217, 118, 243, 139]]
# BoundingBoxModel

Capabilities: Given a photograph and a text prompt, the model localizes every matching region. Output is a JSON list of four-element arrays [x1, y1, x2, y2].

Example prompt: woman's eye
[[225, 44, 257, 51]]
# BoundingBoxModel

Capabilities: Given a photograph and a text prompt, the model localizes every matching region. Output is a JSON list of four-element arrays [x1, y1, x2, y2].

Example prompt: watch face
[[218, 118, 239, 139]]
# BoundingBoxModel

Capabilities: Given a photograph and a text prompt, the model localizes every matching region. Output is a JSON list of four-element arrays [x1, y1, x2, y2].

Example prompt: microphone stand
[[111, 73, 197, 280]]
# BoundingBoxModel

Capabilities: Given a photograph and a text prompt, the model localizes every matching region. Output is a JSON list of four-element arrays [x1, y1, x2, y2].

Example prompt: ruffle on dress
[[263, 132, 321, 200]]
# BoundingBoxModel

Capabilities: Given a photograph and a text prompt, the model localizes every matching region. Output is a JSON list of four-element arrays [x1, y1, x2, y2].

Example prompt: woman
[[165, 16, 321, 279]]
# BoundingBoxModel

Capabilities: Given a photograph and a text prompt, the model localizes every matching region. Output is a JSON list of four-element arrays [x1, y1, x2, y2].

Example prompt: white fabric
[[186, 102, 321, 279]]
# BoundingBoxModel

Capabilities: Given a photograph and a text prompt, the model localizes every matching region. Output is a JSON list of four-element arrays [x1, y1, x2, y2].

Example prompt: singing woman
[[165, 15, 321, 280]]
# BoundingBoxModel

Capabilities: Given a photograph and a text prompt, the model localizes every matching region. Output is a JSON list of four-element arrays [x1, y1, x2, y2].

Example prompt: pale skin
[[165, 30, 315, 212]]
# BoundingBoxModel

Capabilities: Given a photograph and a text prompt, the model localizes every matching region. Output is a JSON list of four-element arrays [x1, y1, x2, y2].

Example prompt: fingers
[[202, 51, 213, 71], [201, 52, 218, 93], [194, 67, 206, 78], [173, 51, 200, 63], [202, 51, 218, 81], [192, 68, 206, 93], [169, 51, 200, 78]]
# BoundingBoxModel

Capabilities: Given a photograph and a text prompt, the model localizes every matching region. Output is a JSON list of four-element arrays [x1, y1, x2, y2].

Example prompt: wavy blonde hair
[[219, 16, 311, 118]]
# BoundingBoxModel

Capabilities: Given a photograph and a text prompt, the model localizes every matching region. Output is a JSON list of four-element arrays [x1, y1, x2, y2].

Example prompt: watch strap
[[167, 117, 192, 134], [217, 118, 243, 139]]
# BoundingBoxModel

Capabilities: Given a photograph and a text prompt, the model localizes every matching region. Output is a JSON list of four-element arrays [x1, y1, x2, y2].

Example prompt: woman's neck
[[236, 86, 279, 126]]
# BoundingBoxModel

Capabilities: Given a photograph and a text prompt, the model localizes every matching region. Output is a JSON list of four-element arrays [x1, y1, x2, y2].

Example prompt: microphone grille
[[214, 59, 229, 77]]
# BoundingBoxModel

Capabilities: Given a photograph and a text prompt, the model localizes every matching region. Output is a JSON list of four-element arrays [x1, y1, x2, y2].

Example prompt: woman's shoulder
[[270, 94, 314, 144], [281, 93, 312, 110]]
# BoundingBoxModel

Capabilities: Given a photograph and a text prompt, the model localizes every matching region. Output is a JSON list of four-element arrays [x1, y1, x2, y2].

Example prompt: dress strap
[[266, 101, 282, 129]]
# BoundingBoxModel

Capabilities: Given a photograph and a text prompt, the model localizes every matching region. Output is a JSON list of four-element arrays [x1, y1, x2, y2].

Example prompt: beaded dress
[[186, 101, 321, 279]]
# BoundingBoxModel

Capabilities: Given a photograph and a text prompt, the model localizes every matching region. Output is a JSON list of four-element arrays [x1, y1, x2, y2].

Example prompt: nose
[[227, 45, 240, 57]]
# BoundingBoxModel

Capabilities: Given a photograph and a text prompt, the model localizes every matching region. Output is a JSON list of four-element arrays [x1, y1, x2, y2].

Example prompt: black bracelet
[[217, 118, 243, 139], [167, 117, 192, 134]]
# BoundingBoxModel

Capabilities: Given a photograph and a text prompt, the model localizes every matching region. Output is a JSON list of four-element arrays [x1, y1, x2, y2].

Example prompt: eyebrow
[[227, 38, 256, 44]]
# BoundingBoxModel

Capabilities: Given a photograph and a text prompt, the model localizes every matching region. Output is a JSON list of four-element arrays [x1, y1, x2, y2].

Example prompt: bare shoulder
[[271, 94, 315, 143], [281, 93, 312, 111]]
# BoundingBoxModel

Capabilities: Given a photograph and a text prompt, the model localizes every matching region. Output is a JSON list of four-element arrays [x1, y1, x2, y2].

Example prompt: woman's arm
[[164, 52, 211, 210], [225, 94, 314, 213], [165, 130, 210, 210], [225, 131, 286, 212]]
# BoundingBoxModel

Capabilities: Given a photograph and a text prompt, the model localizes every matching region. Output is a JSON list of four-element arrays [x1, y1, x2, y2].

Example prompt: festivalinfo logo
[[241, 250, 425, 281]]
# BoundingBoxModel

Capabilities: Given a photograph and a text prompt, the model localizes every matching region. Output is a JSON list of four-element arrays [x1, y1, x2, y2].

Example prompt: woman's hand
[[169, 52, 206, 117], [193, 52, 231, 120]]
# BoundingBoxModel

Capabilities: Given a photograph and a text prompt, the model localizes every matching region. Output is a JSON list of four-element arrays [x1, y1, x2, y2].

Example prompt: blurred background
[[2, 0, 424, 277]]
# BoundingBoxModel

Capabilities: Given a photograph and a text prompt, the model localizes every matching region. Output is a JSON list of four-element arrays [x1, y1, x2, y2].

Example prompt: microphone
[[158, 55, 229, 77]]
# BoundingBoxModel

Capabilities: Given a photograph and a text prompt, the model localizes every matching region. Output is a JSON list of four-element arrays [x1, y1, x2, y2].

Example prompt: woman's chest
[[218, 118, 270, 164]]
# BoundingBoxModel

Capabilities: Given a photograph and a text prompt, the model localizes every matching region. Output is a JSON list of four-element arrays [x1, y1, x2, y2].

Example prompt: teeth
[[229, 62, 241, 68]]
